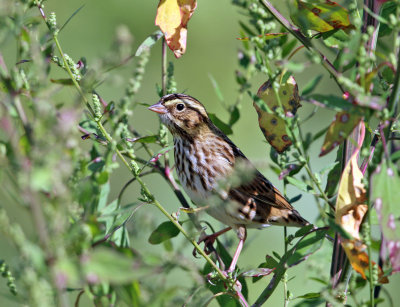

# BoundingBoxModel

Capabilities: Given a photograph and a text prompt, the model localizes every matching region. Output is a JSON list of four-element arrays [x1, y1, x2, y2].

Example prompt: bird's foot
[[192, 227, 232, 258], [192, 232, 218, 258]]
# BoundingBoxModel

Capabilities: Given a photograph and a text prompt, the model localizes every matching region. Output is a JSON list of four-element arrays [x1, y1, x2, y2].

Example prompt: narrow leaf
[[208, 113, 233, 135], [135, 30, 163, 56], [301, 75, 323, 96]]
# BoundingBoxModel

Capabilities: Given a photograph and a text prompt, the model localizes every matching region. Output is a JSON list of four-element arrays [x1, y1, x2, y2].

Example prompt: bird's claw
[[192, 231, 218, 257]]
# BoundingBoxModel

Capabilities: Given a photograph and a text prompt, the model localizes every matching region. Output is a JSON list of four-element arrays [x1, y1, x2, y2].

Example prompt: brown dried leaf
[[335, 122, 388, 283], [155, 0, 197, 58]]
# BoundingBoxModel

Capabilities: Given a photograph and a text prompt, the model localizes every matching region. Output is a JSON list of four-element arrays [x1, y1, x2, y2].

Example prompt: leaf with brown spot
[[319, 111, 362, 156], [335, 123, 388, 283], [155, 0, 197, 58], [254, 76, 301, 153], [291, 0, 353, 34]]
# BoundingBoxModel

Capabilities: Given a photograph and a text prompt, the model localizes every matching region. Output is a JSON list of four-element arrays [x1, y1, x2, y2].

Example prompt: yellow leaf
[[155, 0, 197, 58], [254, 76, 301, 153], [335, 150, 367, 240], [334, 122, 388, 283]]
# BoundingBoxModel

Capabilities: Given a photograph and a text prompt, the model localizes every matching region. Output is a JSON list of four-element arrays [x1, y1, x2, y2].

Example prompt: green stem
[[291, 122, 332, 213], [52, 35, 95, 117]]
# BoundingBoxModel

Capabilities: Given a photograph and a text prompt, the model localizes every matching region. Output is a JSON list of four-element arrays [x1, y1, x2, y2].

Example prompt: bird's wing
[[211, 125, 308, 226], [228, 172, 308, 226], [230, 171, 293, 210]]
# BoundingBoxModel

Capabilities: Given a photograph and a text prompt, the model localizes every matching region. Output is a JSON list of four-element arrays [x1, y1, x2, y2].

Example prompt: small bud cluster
[[119, 49, 150, 120], [92, 94, 102, 121], [47, 12, 58, 35], [0, 260, 17, 296], [166, 62, 177, 94], [130, 160, 140, 177], [51, 54, 82, 81]]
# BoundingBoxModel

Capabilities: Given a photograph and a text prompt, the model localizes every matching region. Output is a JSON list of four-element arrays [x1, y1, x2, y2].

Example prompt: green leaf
[[59, 4, 86, 32], [83, 248, 143, 284], [324, 147, 342, 197], [286, 177, 313, 193], [371, 163, 400, 241], [391, 150, 400, 162], [296, 292, 321, 299], [286, 229, 327, 267], [98, 182, 110, 210], [148, 221, 180, 244], [208, 113, 233, 135], [253, 255, 278, 283], [289, 194, 302, 203], [239, 21, 256, 37], [241, 267, 274, 277], [228, 105, 240, 126], [126, 135, 158, 143], [50, 78, 74, 85], [306, 94, 361, 113], [294, 224, 314, 238], [282, 39, 298, 58], [321, 29, 349, 48], [293, 298, 325, 307], [327, 218, 352, 240], [301, 75, 323, 96], [135, 30, 163, 56], [208, 74, 224, 102], [97, 171, 109, 185], [379, 2, 397, 37]]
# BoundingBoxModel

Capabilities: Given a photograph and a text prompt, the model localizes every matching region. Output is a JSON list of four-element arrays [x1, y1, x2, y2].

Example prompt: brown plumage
[[149, 93, 308, 272]]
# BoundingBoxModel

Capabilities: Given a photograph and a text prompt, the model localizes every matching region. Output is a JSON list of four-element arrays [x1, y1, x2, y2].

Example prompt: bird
[[148, 93, 308, 273]]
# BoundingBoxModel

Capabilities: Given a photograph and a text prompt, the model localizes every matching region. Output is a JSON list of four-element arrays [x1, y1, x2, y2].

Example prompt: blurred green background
[[1, 0, 399, 305]]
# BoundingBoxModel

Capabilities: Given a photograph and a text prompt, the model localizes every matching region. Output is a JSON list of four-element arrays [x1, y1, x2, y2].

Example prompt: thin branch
[[259, 0, 345, 93]]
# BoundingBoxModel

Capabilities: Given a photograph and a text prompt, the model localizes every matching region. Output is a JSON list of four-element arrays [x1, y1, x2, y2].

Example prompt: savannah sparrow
[[149, 93, 308, 272]]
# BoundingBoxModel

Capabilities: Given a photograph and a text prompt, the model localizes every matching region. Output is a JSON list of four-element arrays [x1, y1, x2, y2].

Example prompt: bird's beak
[[148, 102, 167, 114]]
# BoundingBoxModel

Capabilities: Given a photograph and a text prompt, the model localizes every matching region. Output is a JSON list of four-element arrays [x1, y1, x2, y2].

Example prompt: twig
[[259, 0, 345, 93]]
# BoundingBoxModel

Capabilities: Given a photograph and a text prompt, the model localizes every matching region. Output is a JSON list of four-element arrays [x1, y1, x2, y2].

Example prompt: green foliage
[[0, 0, 400, 306]]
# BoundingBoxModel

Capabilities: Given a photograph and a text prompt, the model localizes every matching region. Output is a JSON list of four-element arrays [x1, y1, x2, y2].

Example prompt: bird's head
[[148, 94, 210, 137]]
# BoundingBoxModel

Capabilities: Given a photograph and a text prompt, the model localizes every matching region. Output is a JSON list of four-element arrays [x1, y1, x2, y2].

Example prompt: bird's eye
[[176, 103, 185, 111]]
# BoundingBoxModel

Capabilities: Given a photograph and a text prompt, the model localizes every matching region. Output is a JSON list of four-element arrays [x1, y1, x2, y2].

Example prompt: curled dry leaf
[[335, 122, 388, 283], [155, 0, 197, 58], [254, 75, 301, 153]]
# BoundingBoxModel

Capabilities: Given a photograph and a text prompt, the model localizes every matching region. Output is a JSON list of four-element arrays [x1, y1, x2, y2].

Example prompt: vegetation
[[0, 0, 399, 306]]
